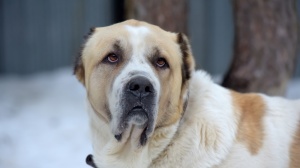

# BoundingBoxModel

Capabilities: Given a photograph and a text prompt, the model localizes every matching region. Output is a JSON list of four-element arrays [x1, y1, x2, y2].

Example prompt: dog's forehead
[[88, 20, 177, 55], [114, 20, 176, 44]]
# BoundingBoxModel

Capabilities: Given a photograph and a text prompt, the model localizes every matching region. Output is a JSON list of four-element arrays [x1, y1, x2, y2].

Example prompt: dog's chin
[[113, 107, 154, 146]]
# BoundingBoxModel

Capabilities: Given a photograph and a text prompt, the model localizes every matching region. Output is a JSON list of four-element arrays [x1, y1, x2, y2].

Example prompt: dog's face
[[74, 20, 195, 146]]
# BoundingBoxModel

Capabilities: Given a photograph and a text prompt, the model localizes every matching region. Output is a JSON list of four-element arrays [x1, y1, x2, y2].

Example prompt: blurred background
[[0, 0, 299, 168]]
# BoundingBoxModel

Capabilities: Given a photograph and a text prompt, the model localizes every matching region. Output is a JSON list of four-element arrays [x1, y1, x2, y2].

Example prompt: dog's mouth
[[127, 106, 149, 125], [114, 105, 155, 146]]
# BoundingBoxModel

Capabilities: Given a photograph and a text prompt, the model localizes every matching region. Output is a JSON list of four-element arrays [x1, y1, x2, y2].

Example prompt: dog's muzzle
[[115, 76, 157, 145]]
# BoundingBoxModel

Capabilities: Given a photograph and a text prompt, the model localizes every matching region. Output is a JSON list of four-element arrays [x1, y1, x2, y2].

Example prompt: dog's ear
[[73, 27, 96, 86], [177, 33, 195, 86]]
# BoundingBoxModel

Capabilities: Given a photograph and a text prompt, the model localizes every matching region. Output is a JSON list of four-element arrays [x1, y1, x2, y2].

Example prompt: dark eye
[[105, 53, 119, 63], [156, 57, 168, 68]]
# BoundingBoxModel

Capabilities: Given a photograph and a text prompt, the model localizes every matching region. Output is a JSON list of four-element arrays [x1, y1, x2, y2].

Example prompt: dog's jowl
[[74, 20, 300, 168]]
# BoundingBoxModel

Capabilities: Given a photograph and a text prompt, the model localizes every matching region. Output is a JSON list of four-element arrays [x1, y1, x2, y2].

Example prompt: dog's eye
[[156, 58, 168, 68], [105, 53, 119, 63]]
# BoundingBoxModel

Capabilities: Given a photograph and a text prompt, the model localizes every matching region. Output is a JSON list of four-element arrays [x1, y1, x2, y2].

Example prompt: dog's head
[[74, 20, 195, 146]]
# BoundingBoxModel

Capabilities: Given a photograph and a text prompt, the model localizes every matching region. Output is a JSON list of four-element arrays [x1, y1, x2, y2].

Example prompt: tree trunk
[[222, 0, 298, 96], [125, 0, 188, 35]]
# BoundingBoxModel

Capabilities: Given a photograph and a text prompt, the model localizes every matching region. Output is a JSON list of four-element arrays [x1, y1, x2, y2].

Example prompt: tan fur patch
[[290, 122, 300, 168], [231, 91, 265, 155]]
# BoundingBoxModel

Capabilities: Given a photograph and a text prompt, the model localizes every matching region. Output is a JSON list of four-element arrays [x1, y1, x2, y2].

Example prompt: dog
[[74, 20, 300, 168]]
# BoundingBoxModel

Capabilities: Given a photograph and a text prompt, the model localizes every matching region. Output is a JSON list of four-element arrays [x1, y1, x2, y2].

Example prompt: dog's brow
[[150, 47, 160, 58], [113, 40, 123, 54], [153, 47, 160, 55], [147, 47, 159, 63], [149, 47, 167, 64]]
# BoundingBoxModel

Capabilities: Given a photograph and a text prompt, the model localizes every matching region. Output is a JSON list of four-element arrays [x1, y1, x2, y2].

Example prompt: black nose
[[128, 76, 154, 98]]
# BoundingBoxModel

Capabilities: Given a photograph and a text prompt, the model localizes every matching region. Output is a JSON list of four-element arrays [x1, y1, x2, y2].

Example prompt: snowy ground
[[0, 67, 299, 168], [0, 68, 90, 168]]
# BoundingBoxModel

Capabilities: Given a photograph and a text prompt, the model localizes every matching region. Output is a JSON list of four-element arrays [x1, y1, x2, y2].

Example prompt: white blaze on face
[[109, 25, 161, 135]]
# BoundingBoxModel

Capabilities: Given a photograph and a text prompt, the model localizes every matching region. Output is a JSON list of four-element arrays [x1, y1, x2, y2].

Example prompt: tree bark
[[125, 0, 188, 35], [222, 0, 298, 96]]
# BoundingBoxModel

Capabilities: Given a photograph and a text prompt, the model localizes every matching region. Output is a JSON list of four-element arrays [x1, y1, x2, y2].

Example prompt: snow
[[0, 67, 299, 168], [0, 68, 90, 168]]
